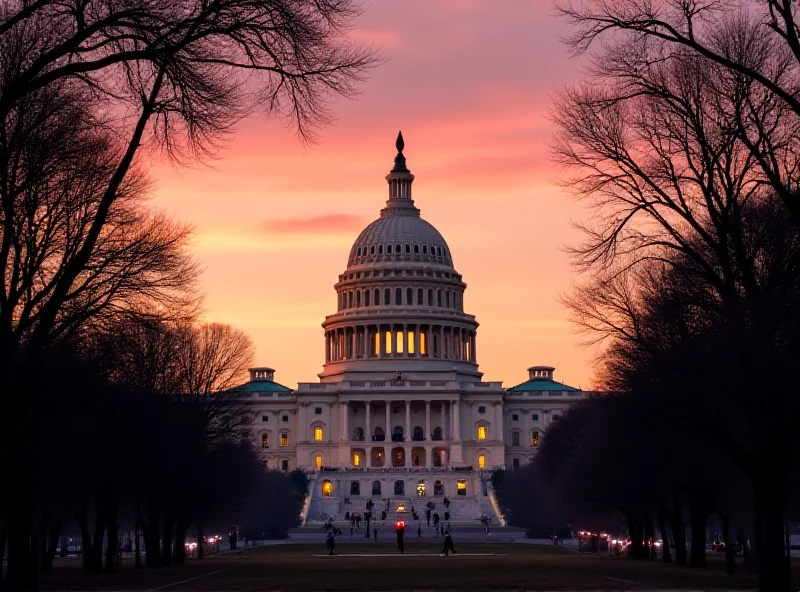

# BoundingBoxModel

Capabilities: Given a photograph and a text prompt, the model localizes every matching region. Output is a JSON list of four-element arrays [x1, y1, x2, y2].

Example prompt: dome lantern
[[383, 131, 417, 217]]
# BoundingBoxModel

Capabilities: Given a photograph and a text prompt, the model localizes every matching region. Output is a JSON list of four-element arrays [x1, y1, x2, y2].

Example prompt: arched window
[[372, 480, 382, 496], [364, 290, 370, 306], [384, 288, 391, 305], [261, 433, 270, 449], [434, 480, 444, 496], [428, 289, 433, 306], [432, 426, 443, 441], [512, 431, 520, 447], [352, 427, 364, 441], [413, 426, 424, 441], [371, 245, 375, 255], [417, 288, 423, 305], [416, 481, 426, 496], [315, 455, 323, 470], [348, 291, 353, 308], [280, 431, 289, 447], [477, 426, 487, 441], [356, 291, 361, 307], [322, 480, 333, 497], [378, 245, 383, 254], [357, 247, 361, 256], [396, 243, 401, 253], [393, 426, 404, 442], [373, 427, 385, 441], [395, 288, 402, 305], [437, 290, 442, 307], [446, 290, 450, 308], [478, 454, 486, 469], [375, 288, 381, 306], [405, 243, 411, 254], [351, 481, 360, 495], [414, 244, 419, 253], [314, 427, 324, 441], [387, 244, 392, 254], [406, 287, 413, 304], [394, 480, 405, 495], [423, 245, 428, 255]]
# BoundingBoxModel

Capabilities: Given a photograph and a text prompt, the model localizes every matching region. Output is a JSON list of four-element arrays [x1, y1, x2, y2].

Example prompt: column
[[425, 401, 431, 441], [379, 325, 385, 358], [363, 326, 369, 358], [471, 331, 476, 362], [440, 402, 447, 441], [403, 323, 408, 357], [452, 400, 461, 442], [298, 403, 307, 442], [495, 402, 504, 441], [414, 326, 420, 357], [385, 401, 391, 441], [365, 401, 371, 444], [340, 401, 348, 442], [405, 400, 411, 442]]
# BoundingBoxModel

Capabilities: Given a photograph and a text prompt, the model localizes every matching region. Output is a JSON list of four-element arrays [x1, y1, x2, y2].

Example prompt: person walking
[[373, 526, 378, 543], [326, 527, 336, 555], [440, 530, 456, 557], [395, 521, 405, 554], [418, 523, 422, 539]]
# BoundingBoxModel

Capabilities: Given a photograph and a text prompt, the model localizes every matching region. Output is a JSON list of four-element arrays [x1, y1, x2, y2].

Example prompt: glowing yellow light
[[531, 431, 539, 447], [353, 453, 361, 466], [420, 332, 427, 355], [477, 426, 487, 441], [407, 331, 415, 354], [322, 481, 332, 496], [396, 331, 404, 354], [314, 427, 323, 441], [385, 331, 392, 354], [478, 454, 485, 468], [315, 455, 322, 470], [280, 432, 288, 447]]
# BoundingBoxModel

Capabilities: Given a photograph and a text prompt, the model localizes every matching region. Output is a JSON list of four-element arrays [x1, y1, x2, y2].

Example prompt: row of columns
[[325, 324, 476, 363], [340, 400, 461, 443]]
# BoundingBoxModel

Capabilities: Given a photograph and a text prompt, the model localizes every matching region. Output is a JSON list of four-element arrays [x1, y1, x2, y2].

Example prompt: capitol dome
[[320, 132, 481, 383]]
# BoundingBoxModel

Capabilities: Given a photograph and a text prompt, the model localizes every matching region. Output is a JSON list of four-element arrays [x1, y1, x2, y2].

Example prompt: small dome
[[348, 214, 453, 267]]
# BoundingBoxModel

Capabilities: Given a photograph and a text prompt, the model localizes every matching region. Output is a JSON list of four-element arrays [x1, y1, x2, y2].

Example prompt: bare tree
[[174, 323, 253, 396], [557, 0, 800, 222]]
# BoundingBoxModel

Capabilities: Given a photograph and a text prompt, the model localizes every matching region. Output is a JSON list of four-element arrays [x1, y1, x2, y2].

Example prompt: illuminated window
[[261, 434, 270, 449], [373, 332, 380, 355], [322, 481, 333, 496], [407, 331, 415, 354], [385, 331, 392, 354], [420, 332, 427, 355], [314, 427, 324, 442], [396, 331, 404, 354], [531, 431, 539, 447], [477, 426, 487, 441], [315, 455, 322, 470], [416, 481, 427, 496], [353, 453, 361, 466], [280, 432, 289, 447], [457, 480, 467, 496], [478, 454, 485, 469]]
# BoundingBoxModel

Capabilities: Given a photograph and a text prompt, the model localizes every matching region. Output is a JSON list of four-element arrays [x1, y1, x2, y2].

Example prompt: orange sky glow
[[150, 1, 600, 390]]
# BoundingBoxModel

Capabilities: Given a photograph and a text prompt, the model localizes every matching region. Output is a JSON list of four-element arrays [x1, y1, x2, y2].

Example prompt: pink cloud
[[261, 213, 365, 235]]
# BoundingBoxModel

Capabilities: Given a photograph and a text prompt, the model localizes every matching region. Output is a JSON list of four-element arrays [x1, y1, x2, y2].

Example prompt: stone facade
[[235, 134, 587, 521]]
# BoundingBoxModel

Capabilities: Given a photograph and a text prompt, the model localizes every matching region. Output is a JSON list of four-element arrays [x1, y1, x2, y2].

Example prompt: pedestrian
[[326, 527, 336, 555], [440, 530, 456, 556], [418, 523, 422, 539], [350, 525, 354, 537], [440, 525, 445, 537], [395, 520, 405, 554], [373, 527, 378, 543]]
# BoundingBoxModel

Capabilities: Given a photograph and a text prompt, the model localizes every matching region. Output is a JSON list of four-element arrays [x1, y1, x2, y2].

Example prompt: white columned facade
[[298, 403, 307, 442], [425, 401, 431, 441], [452, 400, 461, 442], [405, 400, 411, 441], [441, 403, 447, 441], [365, 401, 371, 443], [385, 401, 391, 440], [495, 402, 504, 441], [340, 401, 348, 442]]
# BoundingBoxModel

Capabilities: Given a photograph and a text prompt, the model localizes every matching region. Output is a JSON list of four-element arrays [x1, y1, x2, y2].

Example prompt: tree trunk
[[752, 477, 790, 592], [77, 503, 93, 574], [105, 495, 119, 573], [721, 513, 736, 574], [39, 523, 60, 574], [144, 501, 160, 569], [161, 516, 174, 567], [90, 496, 107, 574], [197, 524, 204, 560], [657, 507, 673, 563], [670, 498, 687, 566], [174, 518, 187, 564], [0, 529, 7, 587], [6, 494, 37, 591], [688, 505, 707, 568], [739, 529, 753, 572]]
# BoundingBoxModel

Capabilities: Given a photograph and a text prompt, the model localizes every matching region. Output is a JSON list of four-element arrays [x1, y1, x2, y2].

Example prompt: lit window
[[416, 482, 427, 496], [373, 332, 380, 355], [261, 434, 270, 449], [407, 331, 415, 354], [477, 426, 487, 441], [280, 432, 289, 447], [420, 332, 427, 355], [353, 453, 361, 466], [531, 431, 540, 447], [322, 481, 333, 496], [396, 331, 404, 354], [314, 427, 324, 442], [315, 455, 322, 470], [385, 331, 392, 354], [478, 454, 485, 469], [457, 480, 467, 496]]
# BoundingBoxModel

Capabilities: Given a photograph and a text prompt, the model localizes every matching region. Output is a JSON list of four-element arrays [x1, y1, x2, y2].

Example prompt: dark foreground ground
[[34, 543, 789, 591]]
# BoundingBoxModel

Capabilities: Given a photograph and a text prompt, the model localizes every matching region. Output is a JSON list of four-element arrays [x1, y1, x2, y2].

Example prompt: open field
[[33, 542, 793, 591]]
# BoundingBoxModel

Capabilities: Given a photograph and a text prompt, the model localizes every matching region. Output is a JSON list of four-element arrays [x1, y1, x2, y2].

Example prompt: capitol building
[[235, 134, 587, 522]]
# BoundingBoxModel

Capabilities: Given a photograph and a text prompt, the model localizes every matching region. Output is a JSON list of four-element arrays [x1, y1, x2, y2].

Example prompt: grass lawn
[[36, 543, 781, 591]]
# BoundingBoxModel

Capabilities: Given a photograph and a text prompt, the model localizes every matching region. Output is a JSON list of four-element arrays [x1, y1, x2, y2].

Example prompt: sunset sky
[[150, 1, 599, 390]]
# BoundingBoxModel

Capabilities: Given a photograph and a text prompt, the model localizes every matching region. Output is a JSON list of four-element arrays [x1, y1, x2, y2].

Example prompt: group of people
[[324, 519, 456, 557]]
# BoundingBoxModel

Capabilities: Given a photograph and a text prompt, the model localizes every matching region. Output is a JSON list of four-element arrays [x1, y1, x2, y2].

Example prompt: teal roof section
[[507, 378, 579, 393], [230, 379, 293, 394]]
